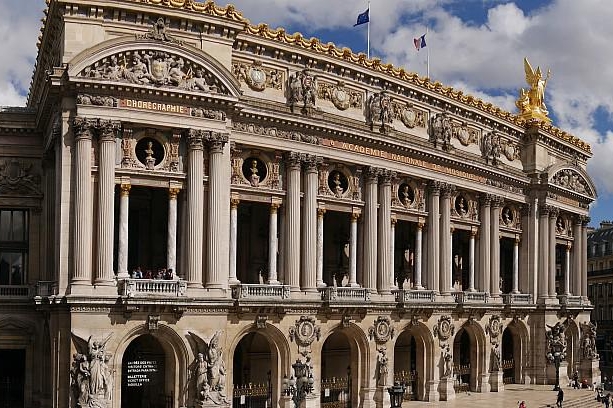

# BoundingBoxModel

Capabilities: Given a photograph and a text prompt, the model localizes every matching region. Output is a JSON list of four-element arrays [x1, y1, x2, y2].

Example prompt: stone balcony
[[231, 284, 291, 300], [120, 278, 187, 297], [0, 285, 32, 298], [558, 294, 586, 306], [453, 291, 489, 304], [319, 287, 371, 303], [392, 289, 437, 303], [501, 293, 534, 305]]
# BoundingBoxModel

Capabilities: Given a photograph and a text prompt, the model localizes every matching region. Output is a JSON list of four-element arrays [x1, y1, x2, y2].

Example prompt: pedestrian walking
[[605, 393, 611, 408], [518, 401, 526, 408], [556, 388, 564, 408]]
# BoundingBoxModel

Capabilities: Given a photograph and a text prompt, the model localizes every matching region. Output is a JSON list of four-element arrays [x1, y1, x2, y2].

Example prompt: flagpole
[[426, 26, 430, 78], [367, 1, 371, 59]]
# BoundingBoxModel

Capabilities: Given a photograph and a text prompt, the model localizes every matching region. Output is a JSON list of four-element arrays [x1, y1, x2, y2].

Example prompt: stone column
[[349, 210, 360, 287], [479, 195, 491, 294], [185, 129, 205, 287], [427, 181, 441, 292], [167, 187, 180, 276], [582, 216, 590, 298], [95, 121, 119, 286], [390, 216, 397, 289], [439, 184, 453, 295], [316, 207, 326, 288], [564, 242, 571, 295], [285, 152, 302, 290], [468, 228, 476, 292], [205, 133, 229, 289], [572, 217, 582, 296], [548, 208, 558, 298], [537, 205, 550, 300], [414, 220, 424, 289], [364, 167, 379, 291], [117, 183, 131, 278], [378, 171, 393, 294], [301, 155, 319, 291], [71, 118, 95, 286], [512, 235, 520, 293], [490, 197, 501, 296], [229, 196, 240, 285], [268, 201, 280, 284]]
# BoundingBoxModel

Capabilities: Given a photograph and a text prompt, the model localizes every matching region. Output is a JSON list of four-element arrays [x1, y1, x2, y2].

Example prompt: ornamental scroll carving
[[550, 168, 591, 196], [369, 316, 395, 344], [0, 158, 42, 196], [433, 315, 455, 346], [289, 316, 321, 348], [80, 50, 227, 95], [317, 81, 362, 110], [76, 94, 118, 107], [70, 333, 114, 408], [232, 121, 319, 145], [232, 60, 283, 92]]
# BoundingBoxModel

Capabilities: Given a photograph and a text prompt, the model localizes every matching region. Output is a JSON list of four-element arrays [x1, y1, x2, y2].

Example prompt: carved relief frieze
[[76, 94, 118, 107], [433, 315, 455, 346], [481, 131, 502, 165], [288, 69, 316, 114], [550, 168, 592, 197], [430, 112, 452, 151], [80, 50, 227, 94], [0, 158, 42, 196], [232, 121, 320, 145], [317, 80, 362, 110], [232, 60, 283, 91], [392, 102, 427, 129], [191, 108, 226, 120], [486, 315, 503, 345]]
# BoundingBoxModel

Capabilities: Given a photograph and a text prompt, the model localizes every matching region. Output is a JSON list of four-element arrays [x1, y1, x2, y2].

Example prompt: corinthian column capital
[[302, 154, 323, 173], [72, 117, 97, 141], [97, 120, 121, 142]]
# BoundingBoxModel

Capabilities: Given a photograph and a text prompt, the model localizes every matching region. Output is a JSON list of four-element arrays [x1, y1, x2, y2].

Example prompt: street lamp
[[388, 382, 406, 408], [547, 347, 566, 391], [546, 321, 567, 392], [282, 359, 315, 408]]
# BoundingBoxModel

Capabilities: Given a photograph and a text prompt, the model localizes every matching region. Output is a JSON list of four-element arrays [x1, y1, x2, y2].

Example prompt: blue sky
[[1, 0, 612, 227]]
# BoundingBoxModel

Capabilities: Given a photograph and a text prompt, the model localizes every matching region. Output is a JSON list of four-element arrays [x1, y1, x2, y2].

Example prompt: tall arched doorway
[[394, 329, 425, 400], [502, 328, 516, 383], [321, 331, 352, 408], [121, 334, 170, 408], [453, 329, 473, 392], [232, 332, 273, 408]]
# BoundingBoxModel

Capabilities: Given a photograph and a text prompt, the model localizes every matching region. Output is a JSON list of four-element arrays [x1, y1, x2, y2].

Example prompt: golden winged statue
[[516, 57, 551, 122]]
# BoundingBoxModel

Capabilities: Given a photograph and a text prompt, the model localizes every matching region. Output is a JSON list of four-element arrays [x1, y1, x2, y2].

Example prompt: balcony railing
[[558, 294, 585, 306], [393, 289, 436, 303], [319, 287, 371, 302], [0, 285, 32, 298], [35, 281, 58, 297], [454, 291, 489, 304], [501, 293, 533, 305], [120, 278, 187, 297], [231, 284, 291, 300]]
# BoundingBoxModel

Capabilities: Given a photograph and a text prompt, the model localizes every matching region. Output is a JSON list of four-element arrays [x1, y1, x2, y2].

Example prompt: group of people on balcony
[[129, 266, 175, 280]]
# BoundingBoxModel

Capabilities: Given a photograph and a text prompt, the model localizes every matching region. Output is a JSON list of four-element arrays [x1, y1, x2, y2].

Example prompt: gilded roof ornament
[[516, 57, 551, 122]]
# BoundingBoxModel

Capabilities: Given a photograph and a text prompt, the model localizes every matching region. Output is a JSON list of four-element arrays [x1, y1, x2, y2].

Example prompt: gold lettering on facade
[[321, 138, 487, 184], [120, 99, 189, 115]]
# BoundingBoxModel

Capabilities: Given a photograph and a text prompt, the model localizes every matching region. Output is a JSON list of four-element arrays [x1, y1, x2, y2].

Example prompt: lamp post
[[546, 321, 567, 392], [388, 382, 406, 408], [282, 359, 314, 408], [547, 347, 565, 391]]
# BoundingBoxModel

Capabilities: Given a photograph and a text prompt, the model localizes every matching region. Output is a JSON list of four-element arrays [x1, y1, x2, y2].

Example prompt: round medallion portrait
[[135, 137, 165, 169], [242, 157, 267, 187]]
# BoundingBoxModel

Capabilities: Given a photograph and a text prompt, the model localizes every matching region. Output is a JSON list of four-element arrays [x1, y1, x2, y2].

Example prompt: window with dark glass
[[0, 210, 28, 285]]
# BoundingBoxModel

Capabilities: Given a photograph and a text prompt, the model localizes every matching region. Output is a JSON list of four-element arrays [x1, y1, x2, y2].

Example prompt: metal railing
[[319, 287, 370, 302], [502, 293, 533, 305], [320, 376, 350, 408], [233, 382, 271, 408], [393, 371, 418, 401], [231, 284, 291, 300], [392, 289, 436, 303], [120, 278, 187, 297], [454, 291, 488, 304]]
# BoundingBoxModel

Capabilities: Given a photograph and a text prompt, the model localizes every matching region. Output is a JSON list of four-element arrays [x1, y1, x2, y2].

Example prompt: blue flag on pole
[[354, 9, 369, 26]]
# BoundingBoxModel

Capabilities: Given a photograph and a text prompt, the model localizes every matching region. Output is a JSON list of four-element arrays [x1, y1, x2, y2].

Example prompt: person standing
[[556, 388, 564, 408]]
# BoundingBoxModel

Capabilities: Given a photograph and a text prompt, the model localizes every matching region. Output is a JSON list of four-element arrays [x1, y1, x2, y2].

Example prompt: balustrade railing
[[35, 281, 58, 297], [558, 294, 584, 306], [0, 285, 31, 298], [319, 287, 370, 302], [501, 293, 533, 305], [231, 284, 291, 300], [453, 291, 488, 304], [120, 278, 187, 297], [392, 289, 436, 303]]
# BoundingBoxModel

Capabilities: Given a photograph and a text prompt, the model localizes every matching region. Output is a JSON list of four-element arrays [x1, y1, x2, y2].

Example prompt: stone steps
[[538, 391, 605, 408]]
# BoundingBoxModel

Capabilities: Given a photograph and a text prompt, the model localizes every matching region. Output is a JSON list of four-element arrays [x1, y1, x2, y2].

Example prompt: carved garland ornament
[[232, 60, 283, 91], [369, 316, 395, 344], [289, 316, 321, 347], [0, 158, 42, 195], [433, 315, 455, 344], [392, 102, 426, 129]]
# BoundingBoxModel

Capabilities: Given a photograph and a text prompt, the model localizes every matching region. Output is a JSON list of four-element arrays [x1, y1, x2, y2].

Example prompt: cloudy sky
[[1, 0, 612, 226]]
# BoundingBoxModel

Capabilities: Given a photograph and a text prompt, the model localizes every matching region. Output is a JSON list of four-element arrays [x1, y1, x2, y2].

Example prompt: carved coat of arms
[[289, 316, 320, 347], [246, 62, 267, 91]]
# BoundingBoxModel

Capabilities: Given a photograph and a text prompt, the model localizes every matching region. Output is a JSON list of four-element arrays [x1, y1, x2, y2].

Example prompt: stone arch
[[502, 318, 530, 384], [316, 322, 370, 408], [228, 322, 291, 408], [111, 323, 190, 407], [66, 36, 242, 98], [392, 322, 436, 401], [454, 320, 487, 392], [565, 319, 581, 379]]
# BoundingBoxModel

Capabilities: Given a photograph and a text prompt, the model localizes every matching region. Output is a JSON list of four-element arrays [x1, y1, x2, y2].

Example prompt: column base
[[93, 283, 118, 296], [424, 379, 439, 402], [69, 280, 93, 295], [580, 359, 601, 386], [349, 283, 361, 288], [438, 378, 455, 401], [317, 282, 327, 288], [477, 373, 491, 393], [228, 278, 241, 285], [373, 386, 390, 408], [267, 279, 280, 285], [117, 271, 130, 279], [490, 371, 504, 392]]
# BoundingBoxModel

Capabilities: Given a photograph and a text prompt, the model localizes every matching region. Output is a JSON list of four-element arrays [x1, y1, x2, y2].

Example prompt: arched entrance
[[453, 330, 472, 392], [320, 331, 352, 408], [565, 320, 580, 380], [502, 328, 516, 383], [394, 326, 431, 401], [232, 332, 273, 407], [121, 334, 171, 408]]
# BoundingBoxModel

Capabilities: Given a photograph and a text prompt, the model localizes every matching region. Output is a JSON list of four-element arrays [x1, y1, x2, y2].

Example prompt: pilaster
[[285, 152, 302, 291], [364, 167, 379, 292], [377, 170, 394, 294], [427, 181, 441, 292]]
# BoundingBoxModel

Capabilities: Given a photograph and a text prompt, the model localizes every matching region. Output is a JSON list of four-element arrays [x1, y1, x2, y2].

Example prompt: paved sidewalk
[[407, 384, 599, 407]]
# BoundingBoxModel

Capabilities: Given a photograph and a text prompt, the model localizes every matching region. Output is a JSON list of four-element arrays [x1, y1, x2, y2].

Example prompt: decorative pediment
[[550, 168, 595, 198], [79, 49, 230, 95]]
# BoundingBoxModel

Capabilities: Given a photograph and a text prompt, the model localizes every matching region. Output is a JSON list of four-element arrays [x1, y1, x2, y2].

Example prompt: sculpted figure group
[[188, 331, 228, 406], [70, 334, 114, 408]]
